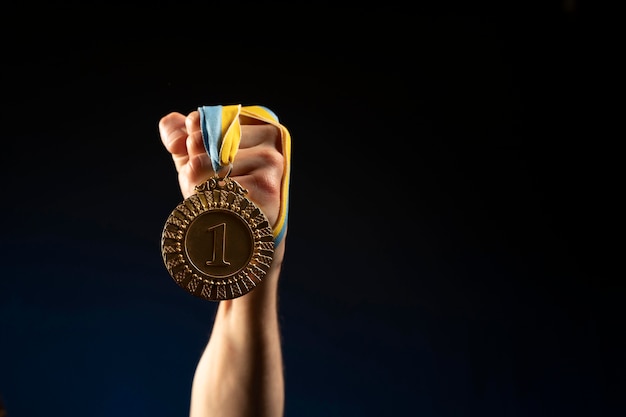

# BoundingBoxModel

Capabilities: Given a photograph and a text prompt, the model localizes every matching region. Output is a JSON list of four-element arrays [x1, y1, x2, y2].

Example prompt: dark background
[[1, 7, 623, 417]]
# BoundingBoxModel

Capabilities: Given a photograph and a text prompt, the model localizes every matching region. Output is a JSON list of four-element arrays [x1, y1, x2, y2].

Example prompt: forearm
[[189, 243, 285, 417]]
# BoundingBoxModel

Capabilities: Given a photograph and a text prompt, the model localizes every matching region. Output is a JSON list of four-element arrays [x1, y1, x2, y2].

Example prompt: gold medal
[[161, 176, 274, 301]]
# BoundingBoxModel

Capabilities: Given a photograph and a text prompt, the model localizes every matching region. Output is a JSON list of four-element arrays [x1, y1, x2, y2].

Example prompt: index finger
[[238, 124, 282, 151]]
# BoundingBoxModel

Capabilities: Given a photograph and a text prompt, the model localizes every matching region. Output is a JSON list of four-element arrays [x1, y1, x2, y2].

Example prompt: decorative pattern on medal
[[161, 177, 274, 301]]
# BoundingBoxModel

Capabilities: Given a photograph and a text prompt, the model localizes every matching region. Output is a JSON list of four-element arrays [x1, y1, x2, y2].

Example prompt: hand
[[158, 110, 285, 230]]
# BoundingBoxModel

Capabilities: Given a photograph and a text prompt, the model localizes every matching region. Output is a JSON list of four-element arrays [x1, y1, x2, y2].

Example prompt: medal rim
[[161, 181, 274, 301]]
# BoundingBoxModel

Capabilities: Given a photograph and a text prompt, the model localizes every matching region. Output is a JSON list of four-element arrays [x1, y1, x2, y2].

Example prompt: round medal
[[161, 177, 274, 301]]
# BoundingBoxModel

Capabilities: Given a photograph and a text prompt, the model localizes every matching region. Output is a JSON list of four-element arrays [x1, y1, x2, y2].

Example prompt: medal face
[[161, 177, 274, 301]]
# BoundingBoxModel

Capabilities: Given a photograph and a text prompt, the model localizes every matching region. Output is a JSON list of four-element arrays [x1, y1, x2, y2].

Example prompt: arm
[[159, 110, 286, 417]]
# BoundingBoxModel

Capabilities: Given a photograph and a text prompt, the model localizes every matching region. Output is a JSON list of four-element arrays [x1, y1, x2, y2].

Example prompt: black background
[[1, 7, 623, 417]]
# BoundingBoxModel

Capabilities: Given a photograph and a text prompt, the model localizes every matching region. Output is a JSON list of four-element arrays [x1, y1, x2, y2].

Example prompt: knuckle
[[256, 147, 285, 170], [252, 149, 284, 196]]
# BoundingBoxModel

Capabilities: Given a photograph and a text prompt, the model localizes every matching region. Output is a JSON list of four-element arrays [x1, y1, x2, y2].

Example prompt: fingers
[[230, 147, 284, 187], [159, 110, 284, 204], [159, 112, 189, 172], [239, 124, 282, 150], [184, 111, 208, 159], [159, 112, 187, 154], [161, 111, 280, 156], [178, 152, 212, 199], [229, 124, 284, 200], [230, 148, 284, 226]]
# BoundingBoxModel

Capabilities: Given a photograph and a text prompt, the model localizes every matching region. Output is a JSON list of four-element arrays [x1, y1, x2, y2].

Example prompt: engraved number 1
[[205, 223, 231, 266]]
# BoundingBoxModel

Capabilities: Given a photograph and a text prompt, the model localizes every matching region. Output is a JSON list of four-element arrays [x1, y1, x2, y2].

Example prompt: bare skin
[[159, 110, 286, 417]]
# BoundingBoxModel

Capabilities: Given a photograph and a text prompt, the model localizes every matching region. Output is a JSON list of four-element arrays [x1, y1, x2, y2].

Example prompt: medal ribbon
[[198, 104, 291, 246]]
